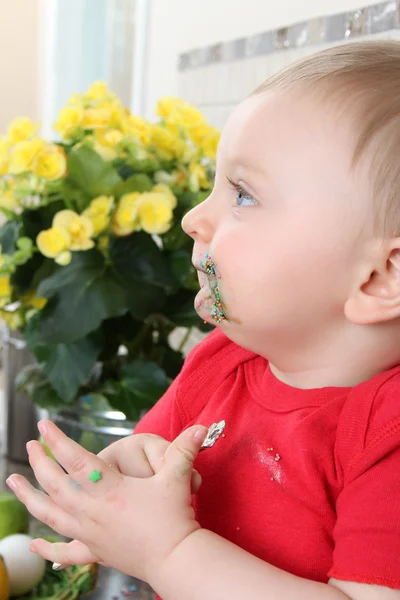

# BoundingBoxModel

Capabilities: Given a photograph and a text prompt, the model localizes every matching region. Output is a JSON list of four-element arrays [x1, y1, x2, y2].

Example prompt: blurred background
[[0, 0, 398, 597], [1, 0, 398, 135]]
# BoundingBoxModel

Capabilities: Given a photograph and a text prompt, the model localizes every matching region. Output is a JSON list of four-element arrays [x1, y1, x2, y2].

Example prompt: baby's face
[[183, 91, 375, 355]]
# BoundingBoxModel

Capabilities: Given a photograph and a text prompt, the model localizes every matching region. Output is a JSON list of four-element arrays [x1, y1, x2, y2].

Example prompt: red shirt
[[135, 329, 400, 589]]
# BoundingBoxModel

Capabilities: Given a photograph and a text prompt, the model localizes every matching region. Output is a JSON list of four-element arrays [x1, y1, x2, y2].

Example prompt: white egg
[[0, 534, 46, 595]]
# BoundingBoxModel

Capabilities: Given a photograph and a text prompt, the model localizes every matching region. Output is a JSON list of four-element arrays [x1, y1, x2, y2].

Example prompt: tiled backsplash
[[178, 1, 400, 128]]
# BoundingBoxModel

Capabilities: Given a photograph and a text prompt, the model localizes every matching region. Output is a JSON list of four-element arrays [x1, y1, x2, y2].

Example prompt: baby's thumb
[[163, 426, 208, 485]]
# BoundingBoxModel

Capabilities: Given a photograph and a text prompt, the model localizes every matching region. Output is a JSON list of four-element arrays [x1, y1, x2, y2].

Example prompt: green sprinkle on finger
[[89, 470, 102, 483]]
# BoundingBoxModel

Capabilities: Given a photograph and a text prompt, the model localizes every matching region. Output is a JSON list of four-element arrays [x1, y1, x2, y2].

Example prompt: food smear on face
[[200, 254, 226, 323]]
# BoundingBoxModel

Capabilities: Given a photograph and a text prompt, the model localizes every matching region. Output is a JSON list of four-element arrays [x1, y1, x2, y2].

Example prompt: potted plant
[[0, 82, 217, 451]]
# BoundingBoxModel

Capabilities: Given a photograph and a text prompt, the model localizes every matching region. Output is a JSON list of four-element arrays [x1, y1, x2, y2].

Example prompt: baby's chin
[[195, 288, 215, 323], [194, 287, 239, 326]]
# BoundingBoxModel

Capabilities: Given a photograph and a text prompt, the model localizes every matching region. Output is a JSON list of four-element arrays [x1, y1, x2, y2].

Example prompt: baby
[[7, 40, 400, 600]]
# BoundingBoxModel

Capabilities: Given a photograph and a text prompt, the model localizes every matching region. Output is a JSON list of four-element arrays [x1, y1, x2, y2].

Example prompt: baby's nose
[[181, 203, 214, 243]]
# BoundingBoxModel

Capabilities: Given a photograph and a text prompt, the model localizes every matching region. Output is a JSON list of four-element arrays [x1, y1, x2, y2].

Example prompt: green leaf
[[35, 251, 128, 343], [101, 379, 139, 421], [0, 207, 17, 221], [98, 314, 141, 361], [16, 237, 33, 252], [102, 359, 170, 420], [162, 222, 191, 251], [193, 190, 210, 206], [21, 201, 64, 241], [123, 280, 166, 320], [169, 249, 195, 289], [110, 233, 174, 289], [149, 342, 184, 379], [60, 179, 91, 213], [109, 233, 174, 319], [68, 146, 122, 199], [15, 363, 41, 393], [114, 173, 153, 198], [0, 221, 21, 254], [10, 254, 46, 294], [25, 318, 103, 402], [127, 155, 160, 173], [122, 359, 170, 402], [15, 364, 65, 409], [176, 190, 199, 210], [164, 289, 203, 328]]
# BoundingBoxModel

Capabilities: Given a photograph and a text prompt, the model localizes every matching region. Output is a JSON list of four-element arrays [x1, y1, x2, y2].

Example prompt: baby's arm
[[9, 421, 394, 600], [153, 530, 386, 600]]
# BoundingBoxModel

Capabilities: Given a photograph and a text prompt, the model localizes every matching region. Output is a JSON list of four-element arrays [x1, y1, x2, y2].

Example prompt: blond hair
[[254, 40, 400, 236]]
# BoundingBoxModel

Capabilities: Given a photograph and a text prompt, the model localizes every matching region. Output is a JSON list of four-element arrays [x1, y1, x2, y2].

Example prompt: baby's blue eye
[[234, 188, 257, 207], [226, 176, 258, 207]]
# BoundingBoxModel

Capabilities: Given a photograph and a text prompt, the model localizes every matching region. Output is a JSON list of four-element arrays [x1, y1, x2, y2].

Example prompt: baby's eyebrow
[[229, 164, 270, 185]]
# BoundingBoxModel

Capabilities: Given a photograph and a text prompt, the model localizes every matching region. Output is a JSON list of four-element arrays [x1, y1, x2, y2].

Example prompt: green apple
[[0, 492, 29, 540]]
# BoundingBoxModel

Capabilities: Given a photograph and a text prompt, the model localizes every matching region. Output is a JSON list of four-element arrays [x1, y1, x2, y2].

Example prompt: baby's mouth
[[203, 255, 226, 323]]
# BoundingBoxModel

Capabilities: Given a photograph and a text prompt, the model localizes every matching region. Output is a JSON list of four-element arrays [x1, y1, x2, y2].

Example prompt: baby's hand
[[10, 433, 201, 569], [97, 433, 203, 493], [6, 421, 207, 581], [46, 432, 204, 568]]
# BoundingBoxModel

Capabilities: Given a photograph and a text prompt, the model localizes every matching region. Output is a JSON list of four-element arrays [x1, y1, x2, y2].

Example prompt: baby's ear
[[345, 240, 400, 324]]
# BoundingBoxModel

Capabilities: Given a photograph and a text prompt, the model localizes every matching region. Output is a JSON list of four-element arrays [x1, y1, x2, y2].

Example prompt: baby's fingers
[[30, 538, 100, 569], [143, 436, 202, 492], [6, 475, 78, 539], [98, 434, 170, 478], [191, 470, 202, 493]]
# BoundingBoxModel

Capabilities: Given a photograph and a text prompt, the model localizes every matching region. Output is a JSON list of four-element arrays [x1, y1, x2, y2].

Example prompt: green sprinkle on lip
[[204, 255, 226, 323]]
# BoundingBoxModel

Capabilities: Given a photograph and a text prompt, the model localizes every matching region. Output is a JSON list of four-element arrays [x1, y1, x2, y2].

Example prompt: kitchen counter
[[0, 456, 155, 600]]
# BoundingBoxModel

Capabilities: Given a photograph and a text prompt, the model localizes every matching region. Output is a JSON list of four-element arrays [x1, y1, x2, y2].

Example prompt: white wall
[[144, 0, 378, 119], [0, 0, 41, 134]]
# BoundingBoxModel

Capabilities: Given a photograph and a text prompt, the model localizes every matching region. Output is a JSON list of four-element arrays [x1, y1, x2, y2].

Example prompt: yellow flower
[[0, 138, 10, 175], [36, 226, 71, 259], [0, 190, 18, 211], [93, 142, 117, 162], [30, 296, 47, 310], [34, 144, 67, 181], [96, 99, 124, 128], [9, 138, 46, 174], [7, 117, 38, 144], [156, 97, 184, 119], [112, 192, 141, 236], [67, 93, 82, 106], [93, 128, 124, 161], [167, 102, 205, 135], [82, 108, 112, 130], [22, 290, 47, 310], [0, 309, 23, 329], [150, 125, 184, 161], [95, 128, 124, 148], [200, 127, 220, 159], [53, 105, 84, 140], [187, 123, 213, 146], [151, 183, 177, 209], [122, 115, 151, 145], [189, 162, 210, 192], [53, 210, 94, 251], [137, 192, 173, 235], [84, 81, 110, 101], [55, 251, 72, 266], [0, 276, 11, 299], [82, 195, 113, 236]]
